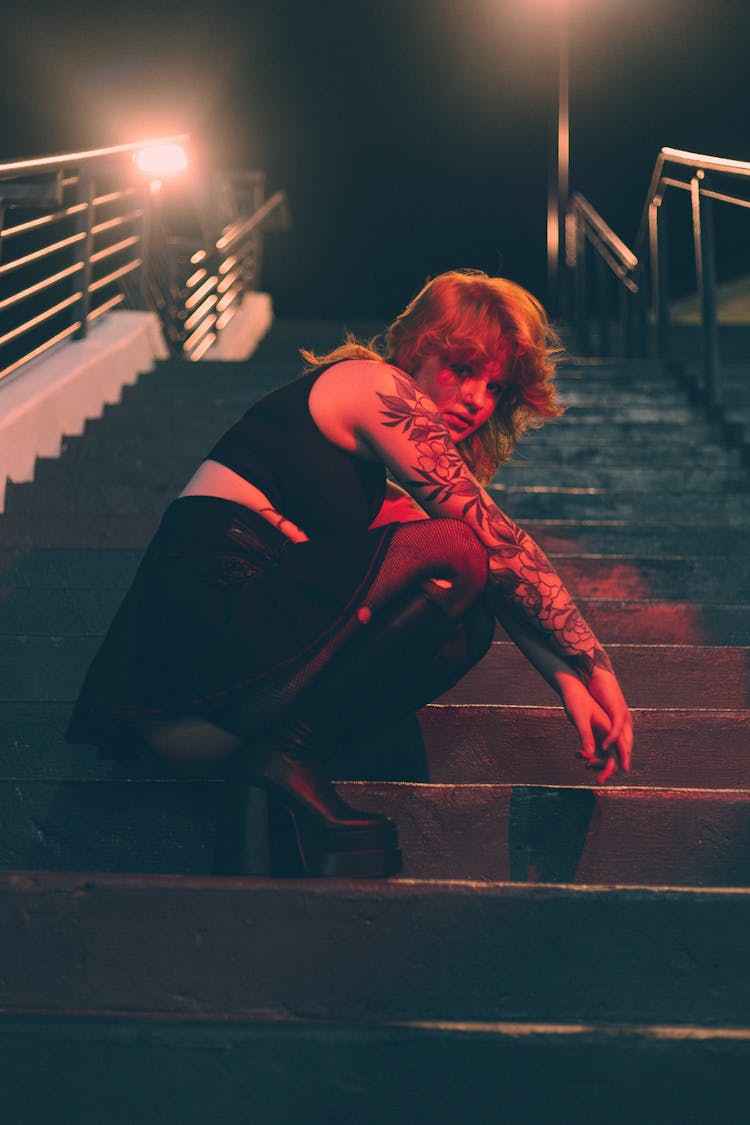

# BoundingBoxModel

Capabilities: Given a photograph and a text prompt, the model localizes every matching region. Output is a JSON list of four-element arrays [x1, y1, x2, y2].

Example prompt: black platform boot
[[233, 583, 473, 878], [241, 719, 401, 877]]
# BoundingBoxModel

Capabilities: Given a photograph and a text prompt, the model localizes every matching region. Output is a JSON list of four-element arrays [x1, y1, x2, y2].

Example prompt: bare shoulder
[[308, 359, 415, 452], [310, 358, 407, 398]]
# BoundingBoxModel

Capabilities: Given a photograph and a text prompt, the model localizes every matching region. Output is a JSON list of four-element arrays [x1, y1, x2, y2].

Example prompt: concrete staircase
[[1, 321, 750, 1122]]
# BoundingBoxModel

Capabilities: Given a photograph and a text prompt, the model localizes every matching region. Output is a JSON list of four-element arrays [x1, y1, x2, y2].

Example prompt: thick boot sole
[[269, 800, 403, 878]]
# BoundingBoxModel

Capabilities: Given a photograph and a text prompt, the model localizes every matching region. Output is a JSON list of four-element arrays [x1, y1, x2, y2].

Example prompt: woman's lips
[[444, 411, 472, 429]]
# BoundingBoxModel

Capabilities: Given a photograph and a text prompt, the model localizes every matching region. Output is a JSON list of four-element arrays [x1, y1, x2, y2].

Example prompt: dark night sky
[[1, 0, 749, 317]]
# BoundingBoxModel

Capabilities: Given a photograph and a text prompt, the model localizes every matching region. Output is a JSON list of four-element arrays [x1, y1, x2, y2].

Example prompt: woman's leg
[[140, 518, 490, 763], [138, 519, 493, 875]]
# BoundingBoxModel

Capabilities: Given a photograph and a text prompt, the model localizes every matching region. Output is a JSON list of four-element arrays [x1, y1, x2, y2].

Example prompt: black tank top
[[206, 365, 387, 535]]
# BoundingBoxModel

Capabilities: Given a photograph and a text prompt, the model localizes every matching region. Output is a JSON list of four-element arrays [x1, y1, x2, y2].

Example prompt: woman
[[66, 270, 633, 878]]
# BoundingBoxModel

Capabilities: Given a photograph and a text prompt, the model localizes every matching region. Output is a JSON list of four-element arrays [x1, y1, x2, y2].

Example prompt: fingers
[[603, 713, 634, 772], [575, 718, 597, 763], [595, 754, 618, 785]]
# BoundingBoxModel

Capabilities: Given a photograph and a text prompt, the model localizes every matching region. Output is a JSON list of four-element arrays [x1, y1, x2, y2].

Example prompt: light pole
[[546, 0, 570, 318]]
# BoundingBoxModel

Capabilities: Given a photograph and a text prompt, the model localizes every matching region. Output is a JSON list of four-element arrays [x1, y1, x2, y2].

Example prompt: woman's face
[[411, 355, 506, 442]]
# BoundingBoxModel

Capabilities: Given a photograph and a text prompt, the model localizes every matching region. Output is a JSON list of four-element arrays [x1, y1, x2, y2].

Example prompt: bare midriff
[[179, 460, 309, 542]]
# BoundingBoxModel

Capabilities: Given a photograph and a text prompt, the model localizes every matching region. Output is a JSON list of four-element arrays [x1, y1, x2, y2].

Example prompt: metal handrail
[[567, 145, 750, 407], [638, 146, 750, 405], [0, 136, 189, 178], [566, 193, 642, 358], [0, 137, 290, 377]]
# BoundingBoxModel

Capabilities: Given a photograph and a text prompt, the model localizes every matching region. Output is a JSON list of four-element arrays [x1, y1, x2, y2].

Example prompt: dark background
[[1, 0, 748, 318]]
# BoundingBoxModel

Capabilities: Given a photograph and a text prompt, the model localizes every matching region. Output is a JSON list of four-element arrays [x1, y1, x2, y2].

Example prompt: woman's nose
[[461, 379, 486, 411]]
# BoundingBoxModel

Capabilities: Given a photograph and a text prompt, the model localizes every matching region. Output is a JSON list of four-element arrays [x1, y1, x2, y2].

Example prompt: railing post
[[71, 172, 94, 340], [634, 270, 648, 357], [649, 198, 670, 362], [136, 182, 153, 312], [249, 171, 265, 292], [573, 220, 591, 354], [691, 172, 721, 407], [594, 251, 610, 356], [621, 283, 637, 358]]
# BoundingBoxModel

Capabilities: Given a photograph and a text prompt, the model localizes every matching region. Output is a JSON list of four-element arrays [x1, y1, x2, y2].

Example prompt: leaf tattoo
[[376, 370, 610, 678]]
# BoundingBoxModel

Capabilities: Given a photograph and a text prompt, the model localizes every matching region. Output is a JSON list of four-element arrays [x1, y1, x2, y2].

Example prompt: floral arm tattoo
[[377, 371, 613, 680]]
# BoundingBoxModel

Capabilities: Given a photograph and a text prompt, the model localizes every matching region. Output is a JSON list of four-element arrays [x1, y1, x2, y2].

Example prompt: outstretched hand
[[559, 671, 633, 784]]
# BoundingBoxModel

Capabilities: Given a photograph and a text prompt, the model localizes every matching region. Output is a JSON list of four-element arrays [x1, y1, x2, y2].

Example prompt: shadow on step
[[509, 787, 596, 883]]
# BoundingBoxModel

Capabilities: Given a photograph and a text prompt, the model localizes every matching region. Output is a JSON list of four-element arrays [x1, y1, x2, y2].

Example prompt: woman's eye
[[452, 364, 472, 378]]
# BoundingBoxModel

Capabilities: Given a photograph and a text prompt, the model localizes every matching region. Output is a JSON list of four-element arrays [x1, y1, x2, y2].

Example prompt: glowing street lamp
[[134, 143, 189, 176]]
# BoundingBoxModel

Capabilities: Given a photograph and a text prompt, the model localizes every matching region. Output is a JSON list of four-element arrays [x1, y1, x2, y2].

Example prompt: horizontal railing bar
[[185, 275, 218, 309], [588, 231, 632, 281], [89, 234, 140, 264], [190, 332, 218, 361], [0, 231, 86, 277], [0, 322, 81, 382], [88, 292, 125, 321], [215, 190, 287, 252], [184, 313, 217, 350], [217, 287, 241, 313], [184, 293, 218, 331], [0, 201, 88, 240], [93, 187, 139, 208], [0, 291, 81, 348], [571, 193, 638, 271], [0, 134, 189, 178], [219, 255, 238, 275], [218, 267, 242, 294], [661, 146, 750, 178], [90, 209, 142, 237], [700, 187, 750, 211], [0, 261, 84, 312], [216, 306, 238, 332], [639, 147, 750, 247], [186, 268, 208, 288], [88, 257, 141, 293], [659, 176, 692, 193]]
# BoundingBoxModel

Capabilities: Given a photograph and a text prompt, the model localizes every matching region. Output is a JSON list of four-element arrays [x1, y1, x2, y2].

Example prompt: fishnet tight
[[138, 518, 492, 770]]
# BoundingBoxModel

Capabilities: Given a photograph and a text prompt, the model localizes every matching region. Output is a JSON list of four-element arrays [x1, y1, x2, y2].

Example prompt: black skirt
[[66, 496, 396, 747]]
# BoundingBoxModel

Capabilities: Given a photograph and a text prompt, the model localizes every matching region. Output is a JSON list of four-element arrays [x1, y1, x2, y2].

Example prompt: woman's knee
[[419, 518, 488, 604]]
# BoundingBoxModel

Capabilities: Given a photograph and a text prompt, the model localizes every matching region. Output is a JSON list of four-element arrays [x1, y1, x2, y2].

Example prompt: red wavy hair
[[301, 269, 564, 484]]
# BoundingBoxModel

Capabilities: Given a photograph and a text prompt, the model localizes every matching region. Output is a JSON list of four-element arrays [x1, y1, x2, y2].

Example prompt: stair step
[[441, 642, 750, 710], [508, 443, 741, 467], [526, 522, 748, 557], [1, 777, 749, 887], [3, 635, 746, 707], [420, 705, 750, 788], [498, 465, 749, 491], [489, 488, 750, 523], [2, 700, 748, 790], [1, 1014, 748, 1125], [0, 514, 161, 549], [2, 872, 750, 1026]]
